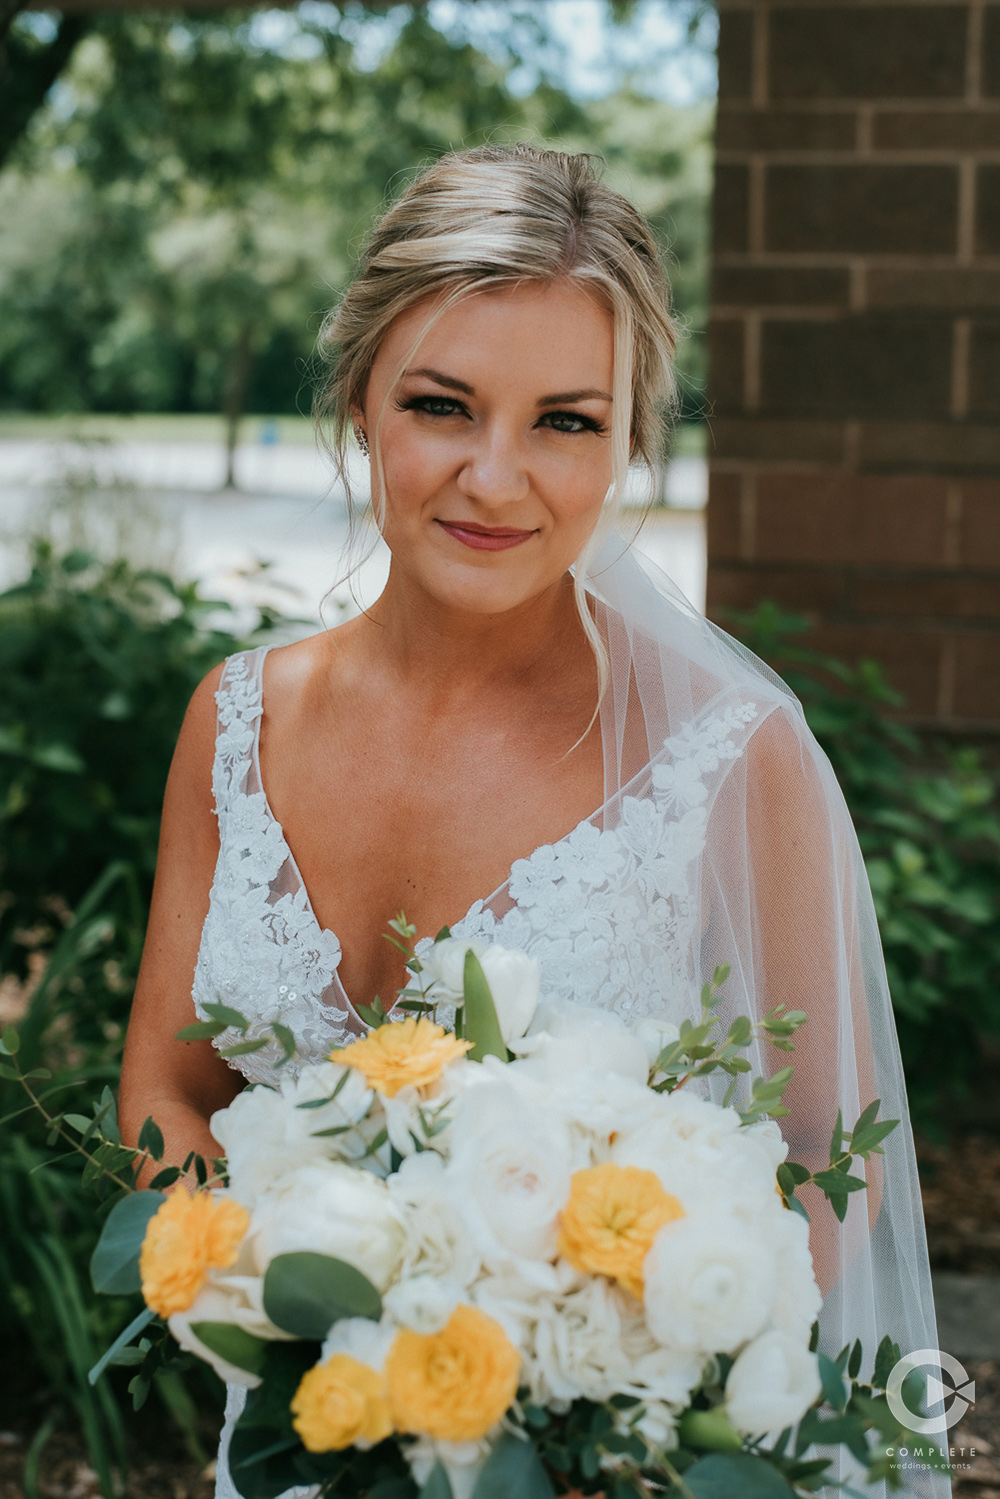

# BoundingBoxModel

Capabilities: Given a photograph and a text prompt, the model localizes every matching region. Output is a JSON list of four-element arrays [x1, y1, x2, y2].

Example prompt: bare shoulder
[[259, 619, 365, 717]]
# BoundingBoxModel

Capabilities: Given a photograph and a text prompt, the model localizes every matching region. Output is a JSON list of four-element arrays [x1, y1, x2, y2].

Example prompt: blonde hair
[[314, 144, 678, 713]]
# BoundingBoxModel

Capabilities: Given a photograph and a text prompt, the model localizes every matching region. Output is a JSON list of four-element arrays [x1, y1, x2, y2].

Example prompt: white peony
[[725, 1330, 821, 1436], [168, 1271, 290, 1388], [445, 1079, 573, 1265], [388, 1151, 481, 1287], [643, 1213, 776, 1355], [420, 937, 540, 1044], [249, 1160, 404, 1291], [762, 1208, 823, 1342], [210, 1062, 375, 1207], [513, 1000, 650, 1086], [384, 1275, 463, 1334]]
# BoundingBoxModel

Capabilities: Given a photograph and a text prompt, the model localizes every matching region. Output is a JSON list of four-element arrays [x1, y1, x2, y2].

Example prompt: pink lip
[[436, 519, 537, 552]]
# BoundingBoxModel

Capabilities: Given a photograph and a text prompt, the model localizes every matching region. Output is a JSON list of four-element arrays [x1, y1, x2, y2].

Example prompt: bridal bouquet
[[1, 919, 951, 1498]]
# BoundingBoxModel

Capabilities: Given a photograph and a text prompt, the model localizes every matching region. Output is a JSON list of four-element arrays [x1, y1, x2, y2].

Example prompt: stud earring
[[354, 425, 369, 457]]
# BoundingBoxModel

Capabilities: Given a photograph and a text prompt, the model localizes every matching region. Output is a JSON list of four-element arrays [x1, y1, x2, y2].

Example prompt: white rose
[[320, 1315, 396, 1371], [446, 1080, 573, 1264], [635, 1017, 681, 1070], [421, 938, 540, 1045], [210, 1062, 375, 1206], [168, 1272, 291, 1388], [250, 1160, 404, 1291], [384, 1274, 463, 1334], [643, 1213, 776, 1355], [726, 1330, 821, 1436], [388, 1151, 480, 1287]]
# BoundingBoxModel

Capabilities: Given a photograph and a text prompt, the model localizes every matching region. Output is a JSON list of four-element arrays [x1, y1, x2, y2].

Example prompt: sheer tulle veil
[[575, 522, 946, 1499]]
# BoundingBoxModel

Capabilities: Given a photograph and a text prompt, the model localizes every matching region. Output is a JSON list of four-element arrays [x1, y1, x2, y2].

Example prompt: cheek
[[376, 422, 452, 510]]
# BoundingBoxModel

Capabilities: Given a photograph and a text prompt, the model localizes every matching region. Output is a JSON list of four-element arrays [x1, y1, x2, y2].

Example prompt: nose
[[456, 424, 530, 509]]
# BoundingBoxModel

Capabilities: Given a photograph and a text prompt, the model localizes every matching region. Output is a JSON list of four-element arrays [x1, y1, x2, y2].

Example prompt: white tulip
[[168, 1272, 290, 1388], [405, 1436, 493, 1499], [725, 1329, 821, 1436], [514, 1000, 649, 1085], [249, 1160, 404, 1291], [643, 1213, 776, 1355], [420, 937, 540, 1044]]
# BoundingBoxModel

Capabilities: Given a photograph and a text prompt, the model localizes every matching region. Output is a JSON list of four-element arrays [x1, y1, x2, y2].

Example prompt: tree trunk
[[0, 9, 90, 171], [222, 322, 255, 490]]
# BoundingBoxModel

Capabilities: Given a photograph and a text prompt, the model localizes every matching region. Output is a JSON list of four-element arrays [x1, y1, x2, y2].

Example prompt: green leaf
[[818, 1352, 847, 1413], [148, 1166, 182, 1190], [175, 1020, 227, 1041], [190, 1322, 268, 1376], [90, 1189, 165, 1294], [873, 1335, 901, 1390], [271, 1022, 296, 1060], [812, 1169, 868, 1197], [685, 1454, 796, 1498], [138, 1115, 165, 1161], [848, 1338, 863, 1380], [463, 949, 507, 1064], [88, 1305, 158, 1385], [472, 1432, 555, 1498], [420, 1462, 454, 1498], [263, 1252, 382, 1339], [219, 1038, 269, 1058], [203, 1001, 252, 1031], [1, 1024, 20, 1056]]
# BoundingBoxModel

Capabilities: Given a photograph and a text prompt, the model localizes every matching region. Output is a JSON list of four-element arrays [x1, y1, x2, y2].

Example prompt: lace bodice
[[192, 647, 759, 1090]]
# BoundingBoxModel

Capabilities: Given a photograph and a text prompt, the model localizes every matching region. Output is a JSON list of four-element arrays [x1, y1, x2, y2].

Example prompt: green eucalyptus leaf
[[685, 1453, 796, 1498], [471, 1433, 555, 1497], [263, 1252, 382, 1339], [190, 1321, 268, 1376], [90, 1189, 165, 1294]]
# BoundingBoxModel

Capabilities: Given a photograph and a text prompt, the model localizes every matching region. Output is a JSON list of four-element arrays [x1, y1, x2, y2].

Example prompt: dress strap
[[211, 645, 272, 818]]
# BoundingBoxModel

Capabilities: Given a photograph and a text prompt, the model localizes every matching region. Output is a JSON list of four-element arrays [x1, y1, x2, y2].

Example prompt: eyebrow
[[404, 367, 612, 406]]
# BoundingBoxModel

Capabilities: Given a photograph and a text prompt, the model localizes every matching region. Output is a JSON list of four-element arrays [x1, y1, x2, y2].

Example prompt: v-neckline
[[250, 645, 611, 1024]]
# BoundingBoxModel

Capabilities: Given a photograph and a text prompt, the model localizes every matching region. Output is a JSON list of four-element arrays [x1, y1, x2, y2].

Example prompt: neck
[[358, 564, 591, 704]]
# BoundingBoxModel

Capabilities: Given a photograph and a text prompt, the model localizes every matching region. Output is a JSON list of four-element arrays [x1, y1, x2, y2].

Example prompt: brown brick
[[867, 268, 1000, 311], [984, 6, 1000, 98], [859, 422, 1000, 473], [709, 418, 846, 463], [759, 316, 953, 421], [713, 163, 750, 254], [716, 107, 857, 152], [706, 563, 845, 614], [969, 322, 1000, 419], [766, 165, 959, 254], [706, 472, 742, 560], [708, 319, 746, 416], [769, 7, 968, 102], [873, 109, 1000, 151], [754, 474, 949, 567], [953, 634, 1000, 720], [712, 266, 851, 308], [806, 622, 944, 716], [718, 9, 753, 102], [851, 574, 1000, 621], [976, 165, 1000, 256], [959, 480, 1000, 566]]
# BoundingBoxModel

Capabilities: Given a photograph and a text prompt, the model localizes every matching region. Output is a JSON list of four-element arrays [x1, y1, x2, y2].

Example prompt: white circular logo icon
[[886, 1349, 975, 1435]]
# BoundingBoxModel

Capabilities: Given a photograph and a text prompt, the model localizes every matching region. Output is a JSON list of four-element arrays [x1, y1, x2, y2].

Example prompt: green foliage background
[[0, 4, 714, 426]]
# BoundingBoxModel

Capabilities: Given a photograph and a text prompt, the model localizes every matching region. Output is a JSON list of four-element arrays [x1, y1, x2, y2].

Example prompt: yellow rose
[[557, 1162, 684, 1298], [385, 1304, 520, 1443], [330, 1018, 472, 1098], [291, 1354, 392, 1453], [139, 1187, 248, 1317]]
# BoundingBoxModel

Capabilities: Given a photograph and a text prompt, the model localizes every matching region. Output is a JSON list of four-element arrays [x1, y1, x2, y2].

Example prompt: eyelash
[[394, 394, 608, 437]]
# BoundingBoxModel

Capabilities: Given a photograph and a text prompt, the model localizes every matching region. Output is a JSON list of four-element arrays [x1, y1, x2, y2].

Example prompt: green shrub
[[729, 602, 1000, 1128]]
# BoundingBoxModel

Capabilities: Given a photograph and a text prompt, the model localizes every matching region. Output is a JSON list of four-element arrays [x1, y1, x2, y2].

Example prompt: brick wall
[[708, 0, 1000, 728]]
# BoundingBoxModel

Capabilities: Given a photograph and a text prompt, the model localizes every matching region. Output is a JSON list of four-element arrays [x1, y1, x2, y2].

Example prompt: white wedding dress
[[194, 538, 946, 1499]]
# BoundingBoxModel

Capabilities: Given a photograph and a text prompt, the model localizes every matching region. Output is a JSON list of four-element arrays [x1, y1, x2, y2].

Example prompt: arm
[[118, 664, 243, 1182]]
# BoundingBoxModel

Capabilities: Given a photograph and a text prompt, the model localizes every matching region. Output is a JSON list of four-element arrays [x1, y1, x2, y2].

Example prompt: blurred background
[[1, 1, 998, 1495]]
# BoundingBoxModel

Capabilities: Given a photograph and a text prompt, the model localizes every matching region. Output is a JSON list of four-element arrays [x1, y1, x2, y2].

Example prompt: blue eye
[[540, 410, 606, 436], [397, 395, 465, 418]]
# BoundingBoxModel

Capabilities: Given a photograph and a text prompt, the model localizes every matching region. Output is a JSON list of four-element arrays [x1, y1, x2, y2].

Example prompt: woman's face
[[358, 278, 616, 617]]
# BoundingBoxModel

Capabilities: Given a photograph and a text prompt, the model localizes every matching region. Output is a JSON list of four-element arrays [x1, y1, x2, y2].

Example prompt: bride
[[118, 145, 945, 1499]]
